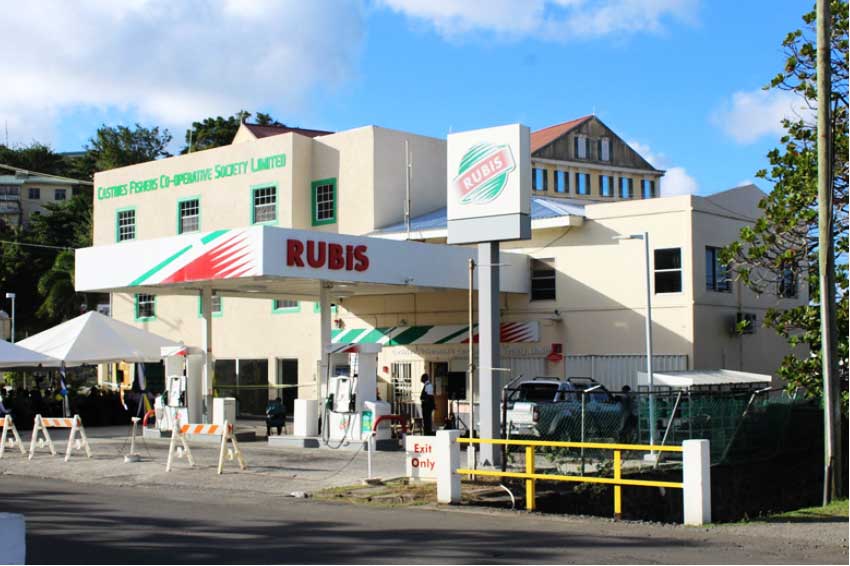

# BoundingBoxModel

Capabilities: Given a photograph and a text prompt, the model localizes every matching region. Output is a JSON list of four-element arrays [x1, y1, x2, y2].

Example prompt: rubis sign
[[453, 143, 516, 204], [286, 238, 369, 272]]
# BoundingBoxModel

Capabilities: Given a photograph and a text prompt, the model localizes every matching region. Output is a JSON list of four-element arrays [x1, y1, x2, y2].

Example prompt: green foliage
[[83, 123, 172, 178], [36, 250, 79, 321], [721, 1, 849, 409], [181, 111, 282, 154], [0, 142, 73, 177]]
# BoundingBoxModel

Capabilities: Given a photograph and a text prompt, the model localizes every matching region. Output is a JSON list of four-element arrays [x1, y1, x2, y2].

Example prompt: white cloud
[[0, 0, 365, 147], [712, 89, 812, 144], [662, 166, 698, 196], [378, 0, 698, 41], [625, 139, 698, 196]]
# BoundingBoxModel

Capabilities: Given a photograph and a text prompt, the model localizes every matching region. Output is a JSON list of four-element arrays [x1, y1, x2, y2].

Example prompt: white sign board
[[405, 435, 438, 481], [446, 124, 531, 244]]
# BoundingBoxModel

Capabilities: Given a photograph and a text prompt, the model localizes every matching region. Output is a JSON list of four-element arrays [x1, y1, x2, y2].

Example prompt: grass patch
[[313, 479, 437, 508], [766, 499, 848, 521]]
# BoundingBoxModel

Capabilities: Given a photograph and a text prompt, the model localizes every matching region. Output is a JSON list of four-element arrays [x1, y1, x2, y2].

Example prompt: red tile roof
[[243, 123, 334, 139], [530, 115, 593, 153]]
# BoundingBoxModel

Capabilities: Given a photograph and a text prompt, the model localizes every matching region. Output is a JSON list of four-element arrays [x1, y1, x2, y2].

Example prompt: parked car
[[505, 377, 631, 442]]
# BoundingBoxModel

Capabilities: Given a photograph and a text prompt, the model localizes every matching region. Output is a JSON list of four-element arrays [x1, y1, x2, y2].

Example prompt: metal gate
[[565, 354, 688, 390]]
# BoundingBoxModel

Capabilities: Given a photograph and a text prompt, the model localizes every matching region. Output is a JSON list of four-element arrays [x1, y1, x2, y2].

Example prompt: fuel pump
[[156, 346, 203, 431], [321, 343, 391, 447]]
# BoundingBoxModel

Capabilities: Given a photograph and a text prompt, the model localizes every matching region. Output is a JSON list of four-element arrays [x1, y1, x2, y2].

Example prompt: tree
[[36, 249, 80, 322], [181, 111, 283, 154], [0, 142, 72, 177], [81, 124, 172, 178], [721, 0, 848, 499]]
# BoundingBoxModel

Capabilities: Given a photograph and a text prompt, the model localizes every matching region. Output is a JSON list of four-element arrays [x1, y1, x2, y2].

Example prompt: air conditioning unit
[[731, 312, 757, 335]]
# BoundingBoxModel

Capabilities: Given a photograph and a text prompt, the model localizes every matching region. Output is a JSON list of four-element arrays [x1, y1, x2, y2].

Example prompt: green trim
[[177, 195, 201, 235], [129, 245, 192, 286], [251, 183, 279, 226], [312, 302, 338, 314], [134, 293, 157, 322], [115, 206, 137, 243], [311, 178, 337, 226], [197, 294, 223, 318], [386, 325, 433, 345], [272, 299, 300, 314], [435, 324, 476, 344], [201, 229, 229, 245]]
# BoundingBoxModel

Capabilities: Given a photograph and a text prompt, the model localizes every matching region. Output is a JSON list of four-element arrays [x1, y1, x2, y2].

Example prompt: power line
[[0, 239, 74, 251]]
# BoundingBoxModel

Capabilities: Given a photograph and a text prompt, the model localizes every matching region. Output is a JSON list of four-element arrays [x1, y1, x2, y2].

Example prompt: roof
[[242, 123, 334, 139], [530, 115, 593, 153], [637, 369, 772, 388], [0, 173, 90, 186], [371, 196, 586, 236]]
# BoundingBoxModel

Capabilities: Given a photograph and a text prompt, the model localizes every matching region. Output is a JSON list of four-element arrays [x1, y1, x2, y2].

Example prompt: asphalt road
[[2, 476, 846, 564]]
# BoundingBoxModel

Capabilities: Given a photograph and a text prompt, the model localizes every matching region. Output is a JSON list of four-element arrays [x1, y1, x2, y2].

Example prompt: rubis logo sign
[[452, 143, 516, 205]]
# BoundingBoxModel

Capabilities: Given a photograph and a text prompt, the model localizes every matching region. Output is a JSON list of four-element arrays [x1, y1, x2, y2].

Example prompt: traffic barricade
[[0, 415, 26, 458], [166, 420, 247, 475], [28, 414, 92, 462]]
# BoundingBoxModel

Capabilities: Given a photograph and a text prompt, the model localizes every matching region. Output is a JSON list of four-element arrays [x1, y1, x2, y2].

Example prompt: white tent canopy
[[638, 369, 773, 389], [0, 339, 61, 368], [17, 311, 181, 365]]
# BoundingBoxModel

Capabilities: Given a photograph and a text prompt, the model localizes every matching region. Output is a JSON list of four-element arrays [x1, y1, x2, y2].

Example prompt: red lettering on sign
[[328, 243, 345, 270], [354, 245, 369, 272], [345, 245, 355, 271], [307, 240, 326, 268], [286, 239, 304, 267]]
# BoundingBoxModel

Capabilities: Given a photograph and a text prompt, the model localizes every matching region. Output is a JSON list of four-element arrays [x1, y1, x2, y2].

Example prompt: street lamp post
[[613, 233, 655, 450], [4, 292, 15, 343]]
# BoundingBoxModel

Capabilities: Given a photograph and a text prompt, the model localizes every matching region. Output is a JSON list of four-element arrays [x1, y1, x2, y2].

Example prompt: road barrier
[[0, 416, 25, 459], [28, 414, 92, 462], [166, 420, 247, 474], [435, 431, 711, 525]]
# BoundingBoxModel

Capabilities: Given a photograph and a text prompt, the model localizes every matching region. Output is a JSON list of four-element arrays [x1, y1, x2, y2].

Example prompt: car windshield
[[512, 383, 559, 403]]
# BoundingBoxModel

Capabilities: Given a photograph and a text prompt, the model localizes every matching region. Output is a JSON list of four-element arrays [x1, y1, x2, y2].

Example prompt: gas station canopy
[[75, 225, 530, 298]]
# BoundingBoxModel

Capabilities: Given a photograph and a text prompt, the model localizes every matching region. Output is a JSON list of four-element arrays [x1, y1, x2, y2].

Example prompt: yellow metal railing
[[456, 437, 684, 517]]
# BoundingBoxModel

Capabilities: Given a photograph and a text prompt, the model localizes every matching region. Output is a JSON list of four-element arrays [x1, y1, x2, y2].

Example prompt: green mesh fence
[[503, 388, 809, 475]]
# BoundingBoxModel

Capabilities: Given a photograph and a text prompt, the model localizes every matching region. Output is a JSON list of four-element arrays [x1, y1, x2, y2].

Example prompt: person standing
[[420, 373, 435, 436]]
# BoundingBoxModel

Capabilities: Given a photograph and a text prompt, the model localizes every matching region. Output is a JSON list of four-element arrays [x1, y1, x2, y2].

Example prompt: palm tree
[[37, 250, 82, 323]]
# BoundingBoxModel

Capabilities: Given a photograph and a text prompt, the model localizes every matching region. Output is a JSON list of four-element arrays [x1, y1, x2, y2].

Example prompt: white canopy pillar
[[319, 283, 332, 390], [200, 287, 215, 423]]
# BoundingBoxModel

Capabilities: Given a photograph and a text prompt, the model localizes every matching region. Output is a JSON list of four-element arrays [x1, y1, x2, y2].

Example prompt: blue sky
[[3, 1, 811, 196]]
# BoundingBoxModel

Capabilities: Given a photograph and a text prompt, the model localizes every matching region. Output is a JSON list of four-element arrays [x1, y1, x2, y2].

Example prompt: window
[[178, 198, 200, 234], [311, 178, 337, 225], [530, 258, 556, 301], [532, 168, 548, 192], [198, 293, 222, 317], [72, 187, 82, 197], [312, 302, 338, 314], [619, 177, 634, 198], [599, 138, 611, 161], [0, 185, 20, 198], [574, 135, 588, 159], [778, 263, 797, 298], [576, 172, 590, 195], [27, 188, 40, 199], [272, 299, 300, 313], [134, 294, 156, 320], [654, 248, 682, 293], [642, 179, 656, 198], [116, 208, 136, 242], [252, 185, 277, 224], [600, 175, 614, 197], [705, 247, 731, 292], [54, 189, 66, 201], [555, 170, 568, 193]]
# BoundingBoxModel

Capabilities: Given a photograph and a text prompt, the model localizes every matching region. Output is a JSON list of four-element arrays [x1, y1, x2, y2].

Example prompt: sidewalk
[[0, 424, 407, 497]]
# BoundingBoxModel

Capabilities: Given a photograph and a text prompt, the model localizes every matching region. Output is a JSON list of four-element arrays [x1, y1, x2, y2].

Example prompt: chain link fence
[[503, 385, 811, 476]]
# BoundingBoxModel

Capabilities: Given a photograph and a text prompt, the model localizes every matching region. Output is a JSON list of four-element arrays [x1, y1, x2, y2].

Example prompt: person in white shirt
[[420, 373, 435, 435]]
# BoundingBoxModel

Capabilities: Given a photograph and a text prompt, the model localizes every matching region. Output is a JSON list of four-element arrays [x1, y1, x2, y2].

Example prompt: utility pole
[[816, 0, 843, 503]]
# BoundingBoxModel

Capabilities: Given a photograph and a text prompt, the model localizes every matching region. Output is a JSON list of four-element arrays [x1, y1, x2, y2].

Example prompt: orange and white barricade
[[166, 420, 246, 475], [0, 415, 26, 458], [28, 414, 92, 462]]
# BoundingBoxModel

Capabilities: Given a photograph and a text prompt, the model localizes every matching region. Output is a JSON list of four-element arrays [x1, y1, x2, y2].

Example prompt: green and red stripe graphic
[[129, 228, 259, 286], [331, 321, 539, 345], [453, 142, 516, 204]]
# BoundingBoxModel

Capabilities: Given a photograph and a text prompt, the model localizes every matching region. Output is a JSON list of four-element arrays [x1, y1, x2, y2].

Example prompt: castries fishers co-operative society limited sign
[[446, 124, 531, 244]]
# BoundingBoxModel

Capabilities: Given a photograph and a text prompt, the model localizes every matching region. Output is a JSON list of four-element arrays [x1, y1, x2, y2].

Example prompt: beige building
[[0, 168, 91, 228], [87, 120, 802, 419]]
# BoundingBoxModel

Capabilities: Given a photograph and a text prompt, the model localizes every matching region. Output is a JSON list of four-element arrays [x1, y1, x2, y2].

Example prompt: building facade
[[0, 169, 91, 228], [88, 119, 802, 420]]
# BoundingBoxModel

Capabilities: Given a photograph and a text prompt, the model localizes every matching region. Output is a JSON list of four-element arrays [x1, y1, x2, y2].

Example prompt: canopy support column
[[319, 283, 332, 393], [200, 288, 214, 424], [478, 242, 501, 467]]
